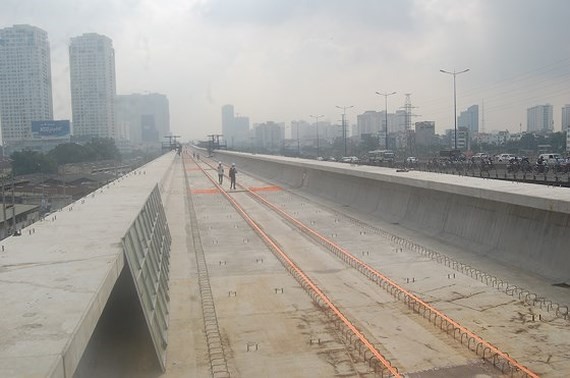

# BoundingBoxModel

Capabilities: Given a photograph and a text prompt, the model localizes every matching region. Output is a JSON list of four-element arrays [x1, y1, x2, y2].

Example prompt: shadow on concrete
[[74, 265, 162, 378]]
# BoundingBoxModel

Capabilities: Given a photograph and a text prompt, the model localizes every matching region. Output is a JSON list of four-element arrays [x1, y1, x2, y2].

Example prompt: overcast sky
[[2, 0, 570, 140]]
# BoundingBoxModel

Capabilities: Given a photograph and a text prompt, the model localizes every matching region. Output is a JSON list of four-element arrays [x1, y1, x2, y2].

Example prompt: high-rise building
[[415, 121, 435, 146], [221, 105, 250, 148], [562, 105, 570, 131], [357, 111, 382, 136], [0, 25, 53, 145], [116, 93, 170, 144], [527, 104, 553, 133], [69, 33, 116, 140], [254, 122, 283, 152], [221, 104, 234, 141], [458, 104, 479, 134]]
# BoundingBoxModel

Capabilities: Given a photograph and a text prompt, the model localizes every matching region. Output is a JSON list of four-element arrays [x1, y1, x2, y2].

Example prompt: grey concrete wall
[[215, 151, 570, 283]]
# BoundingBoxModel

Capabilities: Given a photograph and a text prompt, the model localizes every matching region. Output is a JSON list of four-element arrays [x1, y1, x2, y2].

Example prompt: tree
[[47, 143, 93, 164], [519, 133, 537, 151], [84, 138, 121, 161], [10, 150, 57, 176], [548, 132, 566, 152]]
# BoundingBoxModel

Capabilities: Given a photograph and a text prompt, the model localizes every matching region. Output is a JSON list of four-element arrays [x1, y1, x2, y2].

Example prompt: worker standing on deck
[[217, 162, 224, 185], [229, 163, 237, 190]]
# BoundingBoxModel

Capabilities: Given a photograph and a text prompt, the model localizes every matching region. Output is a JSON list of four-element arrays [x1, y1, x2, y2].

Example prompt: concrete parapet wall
[[216, 151, 570, 282], [0, 151, 176, 377]]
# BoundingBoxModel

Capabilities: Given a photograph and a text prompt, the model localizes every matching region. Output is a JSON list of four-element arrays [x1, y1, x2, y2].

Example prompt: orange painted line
[[248, 190, 539, 378], [190, 188, 219, 194], [186, 167, 202, 171], [249, 185, 282, 192]]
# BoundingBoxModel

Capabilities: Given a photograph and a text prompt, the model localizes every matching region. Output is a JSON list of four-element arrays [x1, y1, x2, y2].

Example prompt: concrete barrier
[[0, 151, 176, 377], [214, 151, 570, 283]]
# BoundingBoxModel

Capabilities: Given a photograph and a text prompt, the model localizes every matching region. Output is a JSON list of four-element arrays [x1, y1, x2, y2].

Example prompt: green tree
[[11, 150, 57, 176], [519, 133, 537, 151], [548, 132, 566, 152], [84, 138, 121, 161], [47, 143, 93, 164]]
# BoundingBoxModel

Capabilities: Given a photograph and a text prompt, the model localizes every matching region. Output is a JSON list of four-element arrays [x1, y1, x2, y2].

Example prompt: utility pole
[[440, 68, 470, 151], [376, 91, 396, 150], [309, 114, 323, 158], [11, 173, 15, 234], [2, 177, 5, 237], [336, 105, 354, 156]]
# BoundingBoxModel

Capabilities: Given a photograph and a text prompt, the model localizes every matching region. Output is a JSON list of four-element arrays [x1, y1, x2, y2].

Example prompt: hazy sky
[[2, 0, 570, 140]]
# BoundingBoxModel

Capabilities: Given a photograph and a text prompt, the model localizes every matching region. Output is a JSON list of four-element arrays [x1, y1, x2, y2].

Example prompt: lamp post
[[309, 114, 323, 158], [336, 105, 354, 156], [375, 91, 396, 150], [440, 68, 470, 151]]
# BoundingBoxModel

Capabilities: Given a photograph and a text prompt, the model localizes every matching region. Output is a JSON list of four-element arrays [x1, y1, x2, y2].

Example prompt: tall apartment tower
[[527, 104, 553, 133], [562, 105, 570, 131], [69, 33, 116, 140], [458, 104, 479, 134], [0, 25, 53, 145], [116, 93, 170, 144]]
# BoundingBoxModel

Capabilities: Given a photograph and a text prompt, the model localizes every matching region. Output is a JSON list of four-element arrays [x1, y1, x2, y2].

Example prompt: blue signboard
[[31, 120, 71, 138]]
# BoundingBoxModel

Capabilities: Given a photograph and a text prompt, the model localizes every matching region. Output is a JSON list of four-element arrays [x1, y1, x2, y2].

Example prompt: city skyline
[[1, 1, 570, 141]]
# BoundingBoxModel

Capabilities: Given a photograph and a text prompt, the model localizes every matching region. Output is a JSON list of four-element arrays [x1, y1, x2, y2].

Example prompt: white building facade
[[0, 25, 53, 145], [527, 104, 553, 133], [69, 33, 116, 140]]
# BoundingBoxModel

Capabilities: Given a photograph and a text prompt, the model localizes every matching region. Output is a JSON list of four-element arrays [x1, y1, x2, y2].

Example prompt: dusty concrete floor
[[160, 154, 569, 377]]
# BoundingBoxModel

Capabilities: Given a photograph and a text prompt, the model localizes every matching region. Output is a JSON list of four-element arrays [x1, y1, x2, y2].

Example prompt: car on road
[[496, 153, 517, 162], [406, 156, 418, 164], [538, 153, 563, 164], [340, 156, 360, 163]]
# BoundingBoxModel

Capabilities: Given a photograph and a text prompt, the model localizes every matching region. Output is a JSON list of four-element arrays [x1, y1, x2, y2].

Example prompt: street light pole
[[309, 114, 323, 158], [296, 123, 300, 156], [375, 91, 397, 150], [336, 105, 354, 156], [440, 68, 470, 151]]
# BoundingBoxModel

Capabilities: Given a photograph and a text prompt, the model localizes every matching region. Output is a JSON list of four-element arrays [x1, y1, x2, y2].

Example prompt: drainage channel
[[192, 157, 402, 378], [183, 156, 230, 378], [242, 185, 539, 378]]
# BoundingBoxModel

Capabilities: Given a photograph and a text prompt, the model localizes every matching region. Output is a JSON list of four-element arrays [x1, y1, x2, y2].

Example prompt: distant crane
[[207, 134, 227, 156], [163, 135, 181, 153]]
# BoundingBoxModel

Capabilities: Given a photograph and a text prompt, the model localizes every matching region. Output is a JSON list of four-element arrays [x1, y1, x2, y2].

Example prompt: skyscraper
[[0, 25, 53, 145], [221, 104, 250, 148], [527, 104, 553, 133], [562, 105, 570, 131], [458, 105, 479, 134], [116, 93, 170, 144], [69, 33, 116, 140]]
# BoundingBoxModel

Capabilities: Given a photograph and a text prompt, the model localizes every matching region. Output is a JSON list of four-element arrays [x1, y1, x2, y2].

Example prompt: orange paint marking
[[248, 185, 282, 192], [190, 188, 220, 194]]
